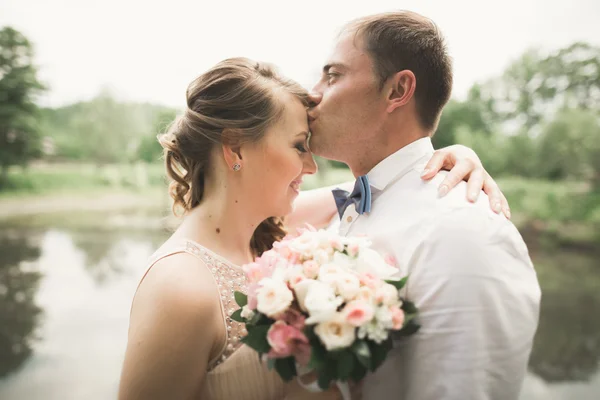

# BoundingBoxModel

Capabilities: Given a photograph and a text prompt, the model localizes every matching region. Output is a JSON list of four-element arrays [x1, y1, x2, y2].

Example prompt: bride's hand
[[421, 144, 511, 219]]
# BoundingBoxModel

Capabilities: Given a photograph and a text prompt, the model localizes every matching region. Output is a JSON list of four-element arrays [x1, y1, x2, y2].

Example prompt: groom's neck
[[349, 117, 430, 177]]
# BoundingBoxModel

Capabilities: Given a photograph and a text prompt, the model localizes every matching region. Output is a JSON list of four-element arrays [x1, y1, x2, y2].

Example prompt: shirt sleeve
[[397, 208, 541, 400]]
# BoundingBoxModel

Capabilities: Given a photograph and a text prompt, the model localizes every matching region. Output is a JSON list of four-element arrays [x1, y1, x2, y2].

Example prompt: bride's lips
[[290, 180, 302, 194]]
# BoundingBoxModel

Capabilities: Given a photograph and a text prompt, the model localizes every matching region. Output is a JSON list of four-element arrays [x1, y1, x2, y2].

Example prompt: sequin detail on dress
[[184, 240, 248, 371]]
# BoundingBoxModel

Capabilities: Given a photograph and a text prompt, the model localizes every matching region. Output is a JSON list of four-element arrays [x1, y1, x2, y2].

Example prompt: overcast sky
[[1, 0, 599, 108]]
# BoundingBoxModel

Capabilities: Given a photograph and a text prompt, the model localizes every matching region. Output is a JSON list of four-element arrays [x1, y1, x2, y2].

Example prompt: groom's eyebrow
[[323, 63, 346, 73]]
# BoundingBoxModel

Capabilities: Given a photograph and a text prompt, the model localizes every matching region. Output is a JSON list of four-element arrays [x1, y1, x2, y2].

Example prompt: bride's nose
[[303, 155, 318, 175]]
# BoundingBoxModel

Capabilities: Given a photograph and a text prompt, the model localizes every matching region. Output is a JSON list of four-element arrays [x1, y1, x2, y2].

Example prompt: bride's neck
[[178, 184, 261, 266]]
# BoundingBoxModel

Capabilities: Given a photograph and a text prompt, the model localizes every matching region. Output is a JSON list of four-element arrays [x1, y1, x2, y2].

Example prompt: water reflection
[[0, 216, 598, 399], [0, 231, 43, 379]]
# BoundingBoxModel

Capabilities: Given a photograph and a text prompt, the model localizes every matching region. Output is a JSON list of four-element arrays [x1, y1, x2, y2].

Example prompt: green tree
[[477, 42, 600, 135], [137, 109, 177, 163], [536, 108, 600, 185], [0, 26, 45, 186]]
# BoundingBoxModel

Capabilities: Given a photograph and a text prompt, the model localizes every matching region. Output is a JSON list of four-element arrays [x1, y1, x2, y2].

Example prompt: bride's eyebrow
[[295, 131, 309, 138]]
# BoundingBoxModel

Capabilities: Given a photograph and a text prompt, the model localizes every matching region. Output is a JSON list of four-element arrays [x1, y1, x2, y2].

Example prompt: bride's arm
[[118, 254, 221, 400], [286, 145, 510, 232]]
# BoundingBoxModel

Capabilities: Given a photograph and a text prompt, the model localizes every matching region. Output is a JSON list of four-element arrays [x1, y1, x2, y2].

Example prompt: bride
[[117, 57, 509, 400]]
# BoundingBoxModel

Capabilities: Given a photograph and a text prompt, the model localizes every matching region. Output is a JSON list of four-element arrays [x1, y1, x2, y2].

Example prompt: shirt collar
[[367, 137, 434, 192]]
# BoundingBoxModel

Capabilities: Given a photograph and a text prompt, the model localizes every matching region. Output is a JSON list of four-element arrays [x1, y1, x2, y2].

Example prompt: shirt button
[[346, 216, 353, 223]]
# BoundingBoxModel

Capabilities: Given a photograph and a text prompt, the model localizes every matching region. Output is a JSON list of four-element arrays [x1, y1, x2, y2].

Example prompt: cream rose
[[314, 314, 356, 350], [356, 248, 399, 280], [256, 278, 294, 317], [294, 280, 342, 324], [375, 283, 400, 306]]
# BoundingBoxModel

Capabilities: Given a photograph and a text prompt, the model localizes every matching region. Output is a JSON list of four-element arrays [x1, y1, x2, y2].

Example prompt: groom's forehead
[[326, 34, 370, 71]]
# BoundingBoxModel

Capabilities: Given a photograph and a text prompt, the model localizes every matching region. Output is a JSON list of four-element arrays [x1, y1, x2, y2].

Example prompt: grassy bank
[[1, 163, 598, 246]]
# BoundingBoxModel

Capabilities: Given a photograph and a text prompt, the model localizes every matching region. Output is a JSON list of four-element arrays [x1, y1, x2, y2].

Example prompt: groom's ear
[[385, 70, 416, 113]]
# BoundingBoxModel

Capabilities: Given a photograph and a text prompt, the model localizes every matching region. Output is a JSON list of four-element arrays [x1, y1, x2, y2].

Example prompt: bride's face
[[241, 93, 318, 217]]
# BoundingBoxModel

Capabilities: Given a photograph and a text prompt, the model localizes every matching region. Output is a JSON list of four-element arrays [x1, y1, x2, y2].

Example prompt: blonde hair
[[159, 57, 309, 256]]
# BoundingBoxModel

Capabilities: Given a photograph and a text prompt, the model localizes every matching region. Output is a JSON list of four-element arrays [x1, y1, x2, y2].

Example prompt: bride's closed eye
[[294, 141, 308, 153]]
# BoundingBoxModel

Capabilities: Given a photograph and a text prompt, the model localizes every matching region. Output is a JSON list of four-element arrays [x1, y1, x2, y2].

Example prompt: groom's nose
[[308, 92, 322, 108]]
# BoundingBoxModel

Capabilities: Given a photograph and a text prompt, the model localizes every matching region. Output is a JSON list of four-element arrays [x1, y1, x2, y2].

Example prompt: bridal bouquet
[[230, 226, 419, 395]]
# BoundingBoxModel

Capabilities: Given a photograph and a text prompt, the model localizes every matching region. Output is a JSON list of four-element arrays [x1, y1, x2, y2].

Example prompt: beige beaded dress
[[139, 239, 286, 400]]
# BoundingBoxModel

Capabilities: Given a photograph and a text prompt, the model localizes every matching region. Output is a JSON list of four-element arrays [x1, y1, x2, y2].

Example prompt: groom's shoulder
[[386, 161, 494, 217]]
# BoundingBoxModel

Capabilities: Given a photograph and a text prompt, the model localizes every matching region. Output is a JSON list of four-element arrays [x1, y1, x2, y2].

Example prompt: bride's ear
[[222, 143, 243, 171]]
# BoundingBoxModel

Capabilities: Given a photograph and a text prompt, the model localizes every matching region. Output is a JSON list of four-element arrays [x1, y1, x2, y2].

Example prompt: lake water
[[0, 208, 598, 400]]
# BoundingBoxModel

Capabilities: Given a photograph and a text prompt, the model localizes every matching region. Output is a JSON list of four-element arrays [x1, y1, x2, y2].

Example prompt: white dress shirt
[[332, 138, 541, 400]]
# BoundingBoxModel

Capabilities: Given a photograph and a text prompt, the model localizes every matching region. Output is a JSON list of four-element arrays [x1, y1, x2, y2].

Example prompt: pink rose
[[246, 282, 260, 310], [302, 260, 320, 279], [384, 254, 398, 267], [293, 341, 312, 366], [281, 307, 307, 331], [347, 243, 360, 257], [243, 262, 266, 284], [343, 300, 375, 327], [267, 321, 309, 359], [390, 305, 405, 330], [358, 272, 379, 290]]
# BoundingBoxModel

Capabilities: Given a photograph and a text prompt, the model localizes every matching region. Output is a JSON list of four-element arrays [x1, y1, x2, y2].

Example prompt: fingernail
[[438, 185, 449, 197], [493, 202, 502, 213], [421, 169, 430, 177], [506, 209, 512, 219], [469, 191, 478, 202]]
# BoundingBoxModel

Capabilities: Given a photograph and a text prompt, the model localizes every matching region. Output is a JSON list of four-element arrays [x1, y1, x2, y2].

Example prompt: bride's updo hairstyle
[[159, 57, 309, 256]]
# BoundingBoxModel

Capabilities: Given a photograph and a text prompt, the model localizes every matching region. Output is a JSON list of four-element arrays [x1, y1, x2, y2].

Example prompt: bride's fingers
[[481, 173, 507, 216], [437, 158, 475, 197], [420, 150, 450, 180], [465, 167, 485, 202], [482, 173, 511, 219]]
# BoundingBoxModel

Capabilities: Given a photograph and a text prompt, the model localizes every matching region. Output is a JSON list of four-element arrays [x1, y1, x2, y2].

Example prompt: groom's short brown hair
[[344, 11, 453, 132]]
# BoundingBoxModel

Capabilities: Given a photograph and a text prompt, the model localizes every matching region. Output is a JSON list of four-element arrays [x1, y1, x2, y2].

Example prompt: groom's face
[[308, 33, 385, 162]]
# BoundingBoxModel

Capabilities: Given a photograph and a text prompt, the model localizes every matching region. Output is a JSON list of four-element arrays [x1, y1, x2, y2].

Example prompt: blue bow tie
[[332, 175, 372, 218]]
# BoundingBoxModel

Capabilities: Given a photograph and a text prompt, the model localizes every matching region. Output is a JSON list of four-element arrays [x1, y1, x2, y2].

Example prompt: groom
[[307, 11, 541, 400]]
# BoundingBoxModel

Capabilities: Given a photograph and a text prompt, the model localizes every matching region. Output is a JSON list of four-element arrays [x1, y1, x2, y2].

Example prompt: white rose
[[375, 283, 400, 306], [332, 251, 357, 270], [314, 314, 356, 350], [356, 248, 399, 280], [289, 231, 320, 256], [317, 263, 344, 281], [313, 248, 331, 264], [294, 280, 342, 324], [354, 286, 376, 304], [374, 305, 393, 329], [256, 278, 294, 317], [240, 305, 255, 320], [321, 272, 360, 301]]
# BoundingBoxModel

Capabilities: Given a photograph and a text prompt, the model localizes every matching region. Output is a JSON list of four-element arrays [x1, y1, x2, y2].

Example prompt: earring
[[232, 163, 241, 171]]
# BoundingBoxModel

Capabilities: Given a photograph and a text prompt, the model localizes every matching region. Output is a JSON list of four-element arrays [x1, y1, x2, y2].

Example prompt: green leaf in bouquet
[[401, 299, 418, 315], [351, 340, 372, 370], [397, 317, 421, 337], [241, 325, 271, 353], [230, 308, 245, 323], [234, 291, 248, 308], [386, 275, 409, 290], [267, 358, 276, 370], [350, 362, 367, 383], [317, 363, 335, 391], [274, 357, 297, 382], [368, 338, 393, 371], [335, 350, 355, 381]]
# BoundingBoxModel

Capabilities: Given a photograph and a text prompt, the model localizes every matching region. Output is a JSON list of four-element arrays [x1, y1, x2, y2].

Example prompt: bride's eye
[[295, 142, 308, 153]]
